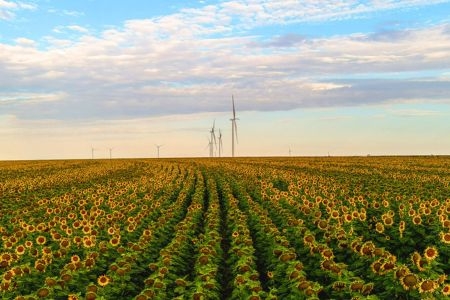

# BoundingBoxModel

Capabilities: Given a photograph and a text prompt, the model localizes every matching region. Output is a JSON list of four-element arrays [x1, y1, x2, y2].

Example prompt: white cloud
[[53, 25, 90, 34], [0, 0, 35, 20]]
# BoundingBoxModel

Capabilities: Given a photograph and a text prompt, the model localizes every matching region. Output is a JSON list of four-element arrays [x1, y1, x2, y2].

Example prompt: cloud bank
[[1, 0, 449, 122]]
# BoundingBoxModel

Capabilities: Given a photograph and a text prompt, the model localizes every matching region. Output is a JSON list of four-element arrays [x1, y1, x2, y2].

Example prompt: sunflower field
[[0, 156, 449, 299]]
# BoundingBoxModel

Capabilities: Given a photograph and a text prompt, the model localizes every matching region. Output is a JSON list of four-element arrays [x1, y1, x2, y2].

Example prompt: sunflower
[[418, 279, 438, 294], [36, 287, 50, 298], [317, 220, 328, 230], [26, 225, 36, 233], [109, 236, 120, 247], [400, 273, 418, 291], [330, 210, 340, 219], [332, 281, 346, 291], [70, 255, 81, 263], [359, 213, 367, 221], [44, 277, 57, 287], [349, 280, 364, 292], [423, 246, 438, 261], [303, 234, 315, 245], [411, 252, 421, 265], [383, 216, 394, 226], [344, 214, 353, 222], [371, 260, 383, 274], [98, 275, 111, 287], [442, 284, 450, 296], [73, 236, 82, 246], [82, 226, 91, 235], [83, 238, 95, 248], [126, 225, 135, 233], [61, 273, 72, 282], [85, 292, 97, 300], [375, 222, 385, 234], [36, 236, 46, 245], [440, 232, 450, 244], [3, 270, 14, 282], [412, 216, 422, 225], [59, 238, 70, 249], [35, 262, 46, 272], [15, 245, 26, 256]]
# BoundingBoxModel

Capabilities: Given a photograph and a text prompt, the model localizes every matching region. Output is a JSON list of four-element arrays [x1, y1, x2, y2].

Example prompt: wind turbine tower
[[218, 129, 223, 157], [230, 95, 239, 157], [91, 147, 95, 159], [209, 121, 217, 157], [155, 144, 163, 159], [109, 148, 113, 160]]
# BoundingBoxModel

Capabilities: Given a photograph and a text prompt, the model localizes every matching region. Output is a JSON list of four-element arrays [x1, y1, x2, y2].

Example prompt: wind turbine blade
[[232, 95, 236, 118]]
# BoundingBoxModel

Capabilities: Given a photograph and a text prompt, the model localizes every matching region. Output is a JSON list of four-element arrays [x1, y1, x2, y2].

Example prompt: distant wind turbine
[[289, 147, 292, 157], [230, 95, 239, 157], [91, 147, 95, 159], [155, 144, 163, 158], [209, 121, 217, 157], [109, 148, 114, 160], [218, 129, 223, 157]]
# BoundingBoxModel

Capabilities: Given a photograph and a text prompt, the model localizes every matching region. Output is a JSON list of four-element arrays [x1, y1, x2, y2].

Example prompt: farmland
[[1, 156, 450, 299]]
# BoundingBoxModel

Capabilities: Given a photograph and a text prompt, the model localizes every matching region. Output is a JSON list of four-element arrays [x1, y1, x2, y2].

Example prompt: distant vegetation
[[0, 156, 449, 299]]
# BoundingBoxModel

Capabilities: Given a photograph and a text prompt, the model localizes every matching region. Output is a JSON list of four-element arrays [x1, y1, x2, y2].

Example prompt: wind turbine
[[91, 147, 95, 159], [218, 129, 223, 157], [230, 95, 239, 157], [155, 144, 163, 158], [109, 148, 114, 160], [289, 147, 292, 157], [209, 121, 217, 157]]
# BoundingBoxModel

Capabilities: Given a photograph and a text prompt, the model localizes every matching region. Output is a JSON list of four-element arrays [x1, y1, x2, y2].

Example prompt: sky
[[1, 0, 450, 159]]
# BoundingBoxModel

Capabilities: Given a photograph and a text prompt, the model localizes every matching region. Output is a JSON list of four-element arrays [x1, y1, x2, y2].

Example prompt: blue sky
[[1, 0, 450, 159]]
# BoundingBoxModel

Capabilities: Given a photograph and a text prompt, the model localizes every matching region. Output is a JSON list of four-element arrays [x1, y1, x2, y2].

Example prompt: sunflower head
[[400, 273, 418, 291], [418, 279, 438, 294], [440, 232, 450, 244], [97, 274, 111, 287], [442, 284, 450, 296], [423, 246, 438, 261]]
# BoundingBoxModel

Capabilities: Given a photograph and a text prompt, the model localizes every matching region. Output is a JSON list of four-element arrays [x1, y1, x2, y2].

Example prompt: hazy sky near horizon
[[1, 0, 450, 159]]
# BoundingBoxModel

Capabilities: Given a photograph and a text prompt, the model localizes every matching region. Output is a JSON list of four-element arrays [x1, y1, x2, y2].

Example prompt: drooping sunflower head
[[36, 287, 50, 298]]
